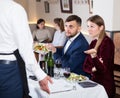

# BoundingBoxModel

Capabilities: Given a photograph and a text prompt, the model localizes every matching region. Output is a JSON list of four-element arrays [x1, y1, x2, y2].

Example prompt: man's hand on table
[[39, 76, 53, 94]]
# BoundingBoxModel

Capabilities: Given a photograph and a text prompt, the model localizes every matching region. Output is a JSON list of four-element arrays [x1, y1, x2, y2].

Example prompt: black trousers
[[0, 61, 23, 98]]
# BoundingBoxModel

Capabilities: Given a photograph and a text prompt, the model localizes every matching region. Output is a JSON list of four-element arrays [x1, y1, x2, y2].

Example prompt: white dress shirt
[[64, 32, 80, 53], [52, 30, 66, 46], [0, 0, 46, 81]]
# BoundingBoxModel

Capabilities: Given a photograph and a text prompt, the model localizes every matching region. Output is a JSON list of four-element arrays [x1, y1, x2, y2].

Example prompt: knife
[[50, 89, 73, 94]]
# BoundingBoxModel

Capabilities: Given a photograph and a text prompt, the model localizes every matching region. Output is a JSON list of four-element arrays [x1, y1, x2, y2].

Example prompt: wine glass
[[54, 58, 62, 79], [63, 67, 76, 90], [55, 58, 62, 68], [63, 67, 71, 78]]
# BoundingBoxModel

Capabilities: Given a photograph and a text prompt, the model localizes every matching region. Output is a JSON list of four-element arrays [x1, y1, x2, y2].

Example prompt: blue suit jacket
[[54, 33, 89, 77]]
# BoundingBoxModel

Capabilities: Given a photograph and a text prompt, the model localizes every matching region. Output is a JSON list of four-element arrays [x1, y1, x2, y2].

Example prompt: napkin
[[78, 81, 98, 88], [49, 78, 73, 93]]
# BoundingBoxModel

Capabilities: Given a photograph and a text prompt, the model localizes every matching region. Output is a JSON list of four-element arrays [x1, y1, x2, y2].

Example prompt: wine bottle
[[39, 54, 47, 73], [47, 51, 54, 77]]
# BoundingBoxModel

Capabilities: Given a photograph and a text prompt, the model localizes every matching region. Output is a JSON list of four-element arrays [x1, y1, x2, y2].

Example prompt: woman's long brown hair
[[54, 18, 65, 32], [87, 15, 106, 51]]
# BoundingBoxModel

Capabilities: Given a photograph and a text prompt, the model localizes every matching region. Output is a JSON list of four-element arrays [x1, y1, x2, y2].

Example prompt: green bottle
[[47, 51, 54, 77]]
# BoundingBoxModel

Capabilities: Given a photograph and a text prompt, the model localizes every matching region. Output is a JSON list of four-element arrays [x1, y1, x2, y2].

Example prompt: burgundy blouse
[[83, 36, 115, 98]]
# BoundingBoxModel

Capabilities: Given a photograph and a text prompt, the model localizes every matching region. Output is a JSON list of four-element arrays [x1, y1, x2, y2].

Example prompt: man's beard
[[68, 35, 74, 38], [67, 33, 77, 38], [66, 30, 79, 38]]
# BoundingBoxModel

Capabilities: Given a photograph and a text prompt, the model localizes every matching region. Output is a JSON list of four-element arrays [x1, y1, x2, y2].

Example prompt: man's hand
[[46, 43, 56, 53], [39, 76, 53, 94]]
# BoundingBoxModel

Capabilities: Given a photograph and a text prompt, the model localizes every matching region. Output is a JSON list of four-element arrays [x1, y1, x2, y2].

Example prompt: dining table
[[27, 70, 108, 98], [32, 44, 108, 98]]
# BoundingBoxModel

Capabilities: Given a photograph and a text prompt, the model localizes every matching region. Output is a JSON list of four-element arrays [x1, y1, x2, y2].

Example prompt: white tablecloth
[[27, 77, 108, 98]]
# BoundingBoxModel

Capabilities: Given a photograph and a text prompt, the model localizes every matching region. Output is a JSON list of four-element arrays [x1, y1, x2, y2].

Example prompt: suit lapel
[[64, 33, 81, 54]]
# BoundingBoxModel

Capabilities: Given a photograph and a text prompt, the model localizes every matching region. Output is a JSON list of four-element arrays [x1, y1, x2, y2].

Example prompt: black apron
[[14, 50, 32, 98]]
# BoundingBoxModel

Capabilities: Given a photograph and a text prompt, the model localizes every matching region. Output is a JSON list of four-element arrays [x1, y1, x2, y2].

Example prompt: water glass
[[54, 68, 60, 79]]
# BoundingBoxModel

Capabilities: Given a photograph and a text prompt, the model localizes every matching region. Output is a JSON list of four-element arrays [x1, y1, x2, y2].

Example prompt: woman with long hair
[[52, 18, 66, 47], [83, 15, 115, 98]]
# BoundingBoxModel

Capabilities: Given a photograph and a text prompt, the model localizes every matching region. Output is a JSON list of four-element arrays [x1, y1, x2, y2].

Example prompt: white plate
[[33, 43, 48, 54], [66, 73, 89, 83]]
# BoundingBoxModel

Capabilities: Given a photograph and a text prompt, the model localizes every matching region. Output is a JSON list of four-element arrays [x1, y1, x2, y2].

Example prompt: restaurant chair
[[114, 64, 120, 95]]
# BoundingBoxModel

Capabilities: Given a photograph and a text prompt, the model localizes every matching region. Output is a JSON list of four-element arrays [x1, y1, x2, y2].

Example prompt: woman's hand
[[84, 48, 97, 54], [84, 48, 97, 58], [92, 67, 97, 72]]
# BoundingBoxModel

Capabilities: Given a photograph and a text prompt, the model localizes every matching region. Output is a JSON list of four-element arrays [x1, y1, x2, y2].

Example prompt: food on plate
[[67, 73, 87, 81], [34, 43, 48, 53]]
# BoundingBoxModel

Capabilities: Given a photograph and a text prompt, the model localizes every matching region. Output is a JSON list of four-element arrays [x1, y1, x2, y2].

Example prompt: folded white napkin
[[49, 78, 73, 93], [28, 77, 73, 98]]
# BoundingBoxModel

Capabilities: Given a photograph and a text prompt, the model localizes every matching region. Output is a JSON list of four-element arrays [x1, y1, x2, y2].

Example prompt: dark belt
[[0, 60, 16, 65], [0, 53, 14, 55]]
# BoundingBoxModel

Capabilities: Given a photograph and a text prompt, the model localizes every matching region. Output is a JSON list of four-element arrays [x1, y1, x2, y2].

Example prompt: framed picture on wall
[[88, 0, 93, 14], [44, 1, 49, 13], [36, 0, 41, 2], [60, 0, 72, 13]]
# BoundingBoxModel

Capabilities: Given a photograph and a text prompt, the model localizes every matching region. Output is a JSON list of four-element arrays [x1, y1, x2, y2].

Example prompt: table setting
[[27, 67, 108, 98], [30, 43, 108, 98]]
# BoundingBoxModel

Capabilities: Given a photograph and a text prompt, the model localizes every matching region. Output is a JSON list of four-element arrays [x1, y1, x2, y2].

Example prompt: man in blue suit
[[48, 15, 89, 77]]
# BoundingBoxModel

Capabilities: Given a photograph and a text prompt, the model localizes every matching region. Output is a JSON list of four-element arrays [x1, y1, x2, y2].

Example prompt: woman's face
[[54, 23, 60, 30], [87, 21, 103, 38], [38, 22, 45, 29]]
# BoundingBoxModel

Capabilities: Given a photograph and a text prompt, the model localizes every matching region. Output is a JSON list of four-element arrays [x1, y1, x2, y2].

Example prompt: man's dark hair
[[65, 15, 82, 26]]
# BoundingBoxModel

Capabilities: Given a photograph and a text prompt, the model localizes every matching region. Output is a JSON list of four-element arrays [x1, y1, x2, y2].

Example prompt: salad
[[34, 43, 48, 54], [67, 73, 87, 82]]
